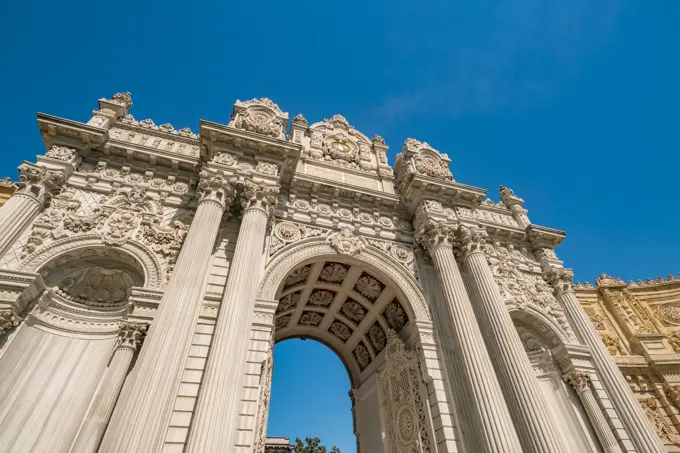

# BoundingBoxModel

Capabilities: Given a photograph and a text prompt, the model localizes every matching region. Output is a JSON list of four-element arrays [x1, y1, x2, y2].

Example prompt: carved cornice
[[37, 113, 108, 151]]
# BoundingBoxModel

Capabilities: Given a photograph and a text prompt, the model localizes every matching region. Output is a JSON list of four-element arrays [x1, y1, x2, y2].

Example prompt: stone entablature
[[577, 274, 680, 450]]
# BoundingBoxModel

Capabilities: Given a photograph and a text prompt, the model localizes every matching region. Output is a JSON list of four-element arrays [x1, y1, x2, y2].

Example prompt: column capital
[[454, 224, 488, 258], [240, 180, 279, 218], [116, 321, 149, 352], [14, 162, 65, 205], [563, 370, 591, 394], [545, 267, 575, 295], [197, 170, 237, 211], [0, 309, 20, 337], [414, 219, 456, 252]]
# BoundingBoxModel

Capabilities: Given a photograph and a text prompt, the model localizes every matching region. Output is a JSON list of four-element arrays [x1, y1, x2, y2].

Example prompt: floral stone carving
[[327, 227, 365, 256]]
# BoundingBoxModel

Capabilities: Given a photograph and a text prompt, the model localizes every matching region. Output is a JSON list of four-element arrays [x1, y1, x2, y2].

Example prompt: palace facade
[[0, 92, 673, 453]]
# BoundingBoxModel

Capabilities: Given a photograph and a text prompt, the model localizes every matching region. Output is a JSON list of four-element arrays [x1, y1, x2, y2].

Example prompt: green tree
[[292, 436, 341, 453]]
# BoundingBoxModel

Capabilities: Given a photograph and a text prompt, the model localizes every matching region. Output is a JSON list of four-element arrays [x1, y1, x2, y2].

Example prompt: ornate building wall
[[577, 274, 680, 451], [0, 92, 670, 453], [0, 179, 13, 208]]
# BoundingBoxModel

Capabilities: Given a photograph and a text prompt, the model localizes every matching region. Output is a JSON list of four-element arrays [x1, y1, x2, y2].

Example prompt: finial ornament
[[111, 92, 133, 110], [595, 273, 626, 287], [499, 185, 524, 207]]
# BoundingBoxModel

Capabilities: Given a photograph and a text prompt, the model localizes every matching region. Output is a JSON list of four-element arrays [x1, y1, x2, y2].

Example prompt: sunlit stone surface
[[0, 93, 669, 453]]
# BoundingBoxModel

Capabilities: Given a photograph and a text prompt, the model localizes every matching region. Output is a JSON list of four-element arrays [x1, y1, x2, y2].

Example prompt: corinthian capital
[[545, 267, 574, 294], [563, 371, 590, 394], [455, 225, 487, 258], [414, 220, 456, 252], [14, 162, 64, 204], [116, 321, 149, 352], [197, 170, 237, 210], [0, 309, 20, 337], [240, 180, 279, 217]]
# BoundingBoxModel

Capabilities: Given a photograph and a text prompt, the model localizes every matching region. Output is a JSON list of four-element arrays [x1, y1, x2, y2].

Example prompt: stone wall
[[577, 273, 680, 451]]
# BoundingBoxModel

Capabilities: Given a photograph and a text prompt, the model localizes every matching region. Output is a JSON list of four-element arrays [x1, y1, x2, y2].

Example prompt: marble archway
[[253, 242, 446, 453]]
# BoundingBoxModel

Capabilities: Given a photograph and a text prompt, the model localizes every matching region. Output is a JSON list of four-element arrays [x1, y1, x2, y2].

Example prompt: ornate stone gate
[[0, 93, 667, 453]]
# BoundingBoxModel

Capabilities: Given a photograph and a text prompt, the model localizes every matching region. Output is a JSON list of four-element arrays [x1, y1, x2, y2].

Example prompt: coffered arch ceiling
[[274, 259, 413, 384]]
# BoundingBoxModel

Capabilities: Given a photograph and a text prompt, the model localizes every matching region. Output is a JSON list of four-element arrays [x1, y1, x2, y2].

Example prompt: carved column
[[564, 371, 623, 453], [0, 163, 62, 258], [98, 171, 235, 453], [70, 322, 148, 453], [415, 219, 522, 453], [546, 267, 665, 453], [185, 181, 278, 453], [457, 226, 567, 453]]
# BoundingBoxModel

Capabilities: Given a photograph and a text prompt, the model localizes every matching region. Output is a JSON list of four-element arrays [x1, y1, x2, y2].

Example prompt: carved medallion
[[307, 290, 335, 308], [318, 262, 349, 284], [340, 299, 367, 324], [354, 273, 384, 301]]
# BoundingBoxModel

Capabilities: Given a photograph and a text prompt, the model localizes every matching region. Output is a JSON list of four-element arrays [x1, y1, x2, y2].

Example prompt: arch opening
[[274, 258, 414, 386], [266, 338, 354, 452]]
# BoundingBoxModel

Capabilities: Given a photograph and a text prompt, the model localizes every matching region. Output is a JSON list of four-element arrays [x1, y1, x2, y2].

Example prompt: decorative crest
[[327, 227, 365, 256], [394, 138, 453, 192], [595, 273, 626, 287], [228, 98, 289, 140], [325, 114, 351, 129]]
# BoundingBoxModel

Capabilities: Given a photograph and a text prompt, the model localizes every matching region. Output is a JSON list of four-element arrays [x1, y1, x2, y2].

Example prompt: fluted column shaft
[[459, 227, 567, 453], [185, 182, 277, 453], [99, 174, 233, 453], [0, 193, 43, 258], [417, 220, 522, 452], [70, 323, 148, 453], [548, 269, 665, 453], [564, 371, 623, 453]]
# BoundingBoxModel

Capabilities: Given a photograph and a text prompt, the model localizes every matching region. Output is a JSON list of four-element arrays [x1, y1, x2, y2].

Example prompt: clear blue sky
[[2, 1, 679, 451]]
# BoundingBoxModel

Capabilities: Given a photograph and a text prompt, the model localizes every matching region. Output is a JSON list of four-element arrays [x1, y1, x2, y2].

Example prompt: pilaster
[[70, 322, 148, 453], [564, 370, 623, 453]]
